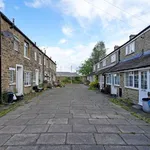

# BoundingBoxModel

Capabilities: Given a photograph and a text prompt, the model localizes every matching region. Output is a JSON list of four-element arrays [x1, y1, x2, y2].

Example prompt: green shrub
[[89, 80, 99, 90]]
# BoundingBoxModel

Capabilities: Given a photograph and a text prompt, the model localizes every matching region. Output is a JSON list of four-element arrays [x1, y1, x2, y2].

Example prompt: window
[[141, 71, 147, 89], [14, 36, 19, 51], [134, 71, 139, 88], [103, 59, 106, 67], [97, 63, 100, 68], [9, 68, 15, 84], [44, 58, 46, 66], [46, 59, 48, 68], [34, 52, 37, 61], [24, 71, 31, 86], [39, 54, 42, 65], [111, 54, 116, 63], [126, 42, 135, 55], [24, 42, 29, 58], [106, 74, 111, 84], [125, 71, 139, 88], [114, 74, 120, 85]]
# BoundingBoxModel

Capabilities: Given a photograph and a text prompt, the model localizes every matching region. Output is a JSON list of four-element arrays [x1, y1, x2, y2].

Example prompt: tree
[[79, 58, 93, 76], [91, 41, 106, 64]]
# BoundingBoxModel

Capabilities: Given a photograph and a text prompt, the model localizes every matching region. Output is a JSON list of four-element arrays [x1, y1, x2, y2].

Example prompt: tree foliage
[[79, 41, 106, 75], [79, 58, 93, 76]]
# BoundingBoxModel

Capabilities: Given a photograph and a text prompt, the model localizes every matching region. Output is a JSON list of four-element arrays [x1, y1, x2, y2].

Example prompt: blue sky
[[1, 0, 150, 71]]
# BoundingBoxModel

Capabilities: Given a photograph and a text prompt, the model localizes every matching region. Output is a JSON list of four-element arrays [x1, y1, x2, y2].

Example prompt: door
[[139, 70, 149, 105], [111, 74, 117, 95], [99, 75, 104, 90], [16, 65, 23, 95], [35, 69, 39, 86]]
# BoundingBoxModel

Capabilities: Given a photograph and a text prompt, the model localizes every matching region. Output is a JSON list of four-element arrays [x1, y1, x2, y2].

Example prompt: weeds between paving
[[111, 98, 150, 123]]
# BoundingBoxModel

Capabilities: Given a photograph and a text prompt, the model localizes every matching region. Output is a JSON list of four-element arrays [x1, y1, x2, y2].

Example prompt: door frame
[[16, 64, 23, 95], [139, 69, 150, 105], [35, 69, 39, 86]]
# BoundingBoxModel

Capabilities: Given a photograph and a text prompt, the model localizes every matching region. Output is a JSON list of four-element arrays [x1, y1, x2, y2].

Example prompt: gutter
[[0, 13, 2, 103]]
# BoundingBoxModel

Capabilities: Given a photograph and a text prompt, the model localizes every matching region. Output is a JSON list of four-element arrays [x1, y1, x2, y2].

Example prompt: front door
[[16, 65, 23, 95], [139, 70, 150, 105], [35, 69, 39, 86], [111, 74, 117, 95]]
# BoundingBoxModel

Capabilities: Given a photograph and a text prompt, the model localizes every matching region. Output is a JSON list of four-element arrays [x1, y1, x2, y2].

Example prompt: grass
[[0, 90, 45, 118], [88, 87, 97, 90], [110, 98, 150, 124]]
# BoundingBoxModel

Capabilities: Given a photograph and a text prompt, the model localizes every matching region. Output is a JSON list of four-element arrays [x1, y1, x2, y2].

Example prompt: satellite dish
[[2, 31, 13, 38]]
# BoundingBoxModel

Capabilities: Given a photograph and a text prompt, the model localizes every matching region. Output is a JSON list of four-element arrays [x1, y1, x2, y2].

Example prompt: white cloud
[[25, 0, 51, 8], [0, 0, 5, 10], [62, 26, 73, 37], [40, 42, 96, 72], [59, 38, 68, 44]]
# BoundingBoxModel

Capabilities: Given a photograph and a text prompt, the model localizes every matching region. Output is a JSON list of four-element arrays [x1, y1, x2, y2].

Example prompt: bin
[[7, 92, 14, 103], [142, 98, 150, 113]]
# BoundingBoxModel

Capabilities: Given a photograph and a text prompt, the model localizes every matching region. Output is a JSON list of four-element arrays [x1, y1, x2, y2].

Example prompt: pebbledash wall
[[0, 12, 56, 95]]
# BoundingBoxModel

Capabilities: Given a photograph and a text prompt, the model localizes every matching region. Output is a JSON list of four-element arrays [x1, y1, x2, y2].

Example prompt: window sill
[[39, 63, 42, 65], [24, 85, 31, 87], [14, 49, 19, 52], [24, 56, 30, 60], [106, 83, 111, 85], [125, 86, 139, 90], [114, 84, 120, 87], [9, 83, 16, 86], [125, 52, 135, 56]]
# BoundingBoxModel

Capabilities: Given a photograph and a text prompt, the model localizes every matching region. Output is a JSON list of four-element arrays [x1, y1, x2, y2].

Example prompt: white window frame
[[34, 51, 37, 61], [125, 71, 139, 89], [24, 42, 29, 59], [39, 54, 42, 65], [14, 36, 19, 51], [9, 68, 15, 85], [125, 41, 135, 55], [114, 73, 120, 86], [106, 74, 111, 85], [24, 71, 31, 87], [97, 63, 100, 69], [111, 54, 116, 63], [103, 59, 106, 67]]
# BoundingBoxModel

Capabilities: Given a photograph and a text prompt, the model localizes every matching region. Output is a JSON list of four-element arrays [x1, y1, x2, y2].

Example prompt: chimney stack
[[35, 42, 36, 45], [129, 34, 136, 40], [114, 45, 119, 50]]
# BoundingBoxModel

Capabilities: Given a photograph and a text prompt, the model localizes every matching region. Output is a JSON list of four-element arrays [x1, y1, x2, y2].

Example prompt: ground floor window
[[125, 71, 139, 88], [106, 74, 111, 84], [141, 71, 147, 89], [24, 71, 31, 86], [114, 73, 120, 85], [9, 68, 15, 84]]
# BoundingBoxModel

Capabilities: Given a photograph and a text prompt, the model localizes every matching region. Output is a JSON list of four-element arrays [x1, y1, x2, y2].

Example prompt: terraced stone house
[[0, 12, 56, 98], [90, 25, 150, 105]]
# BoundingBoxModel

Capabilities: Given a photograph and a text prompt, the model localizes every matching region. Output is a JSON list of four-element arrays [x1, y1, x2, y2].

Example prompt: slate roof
[[107, 52, 150, 73], [57, 72, 79, 77]]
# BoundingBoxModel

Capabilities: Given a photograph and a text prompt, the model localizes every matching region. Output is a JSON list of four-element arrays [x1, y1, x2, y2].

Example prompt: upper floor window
[[103, 59, 106, 67], [44, 58, 46, 66], [39, 54, 42, 65], [97, 62, 100, 68], [24, 42, 29, 58], [46, 59, 48, 68], [126, 42, 135, 55], [14, 36, 19, 51], [111, 54, 116, 63], [34, 51, 37, 61], [93, 65, 96, 71]]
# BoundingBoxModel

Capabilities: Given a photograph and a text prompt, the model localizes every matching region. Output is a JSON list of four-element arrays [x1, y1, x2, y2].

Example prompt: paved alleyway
[[0, 84, 150, 150]]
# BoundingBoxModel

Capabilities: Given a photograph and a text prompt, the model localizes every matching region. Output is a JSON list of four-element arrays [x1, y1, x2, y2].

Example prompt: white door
[[35, 69, 39, 86], [99, 75, 104, 90], [16, 65, 23, 95], [139, 70, 150, 105], [111, 74, 117, 95]]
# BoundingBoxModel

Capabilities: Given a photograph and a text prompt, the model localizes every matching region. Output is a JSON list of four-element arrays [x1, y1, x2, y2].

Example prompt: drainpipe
[[0, 13, 2, 103]]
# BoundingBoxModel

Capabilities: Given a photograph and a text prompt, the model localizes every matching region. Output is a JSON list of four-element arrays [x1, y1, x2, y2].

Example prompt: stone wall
[[1, 16, 56, 94]]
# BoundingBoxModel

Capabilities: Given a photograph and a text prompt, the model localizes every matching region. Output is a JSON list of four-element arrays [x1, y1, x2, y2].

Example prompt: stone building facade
[[0, 12, 56, 98], [90, 25, 150, 105]]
